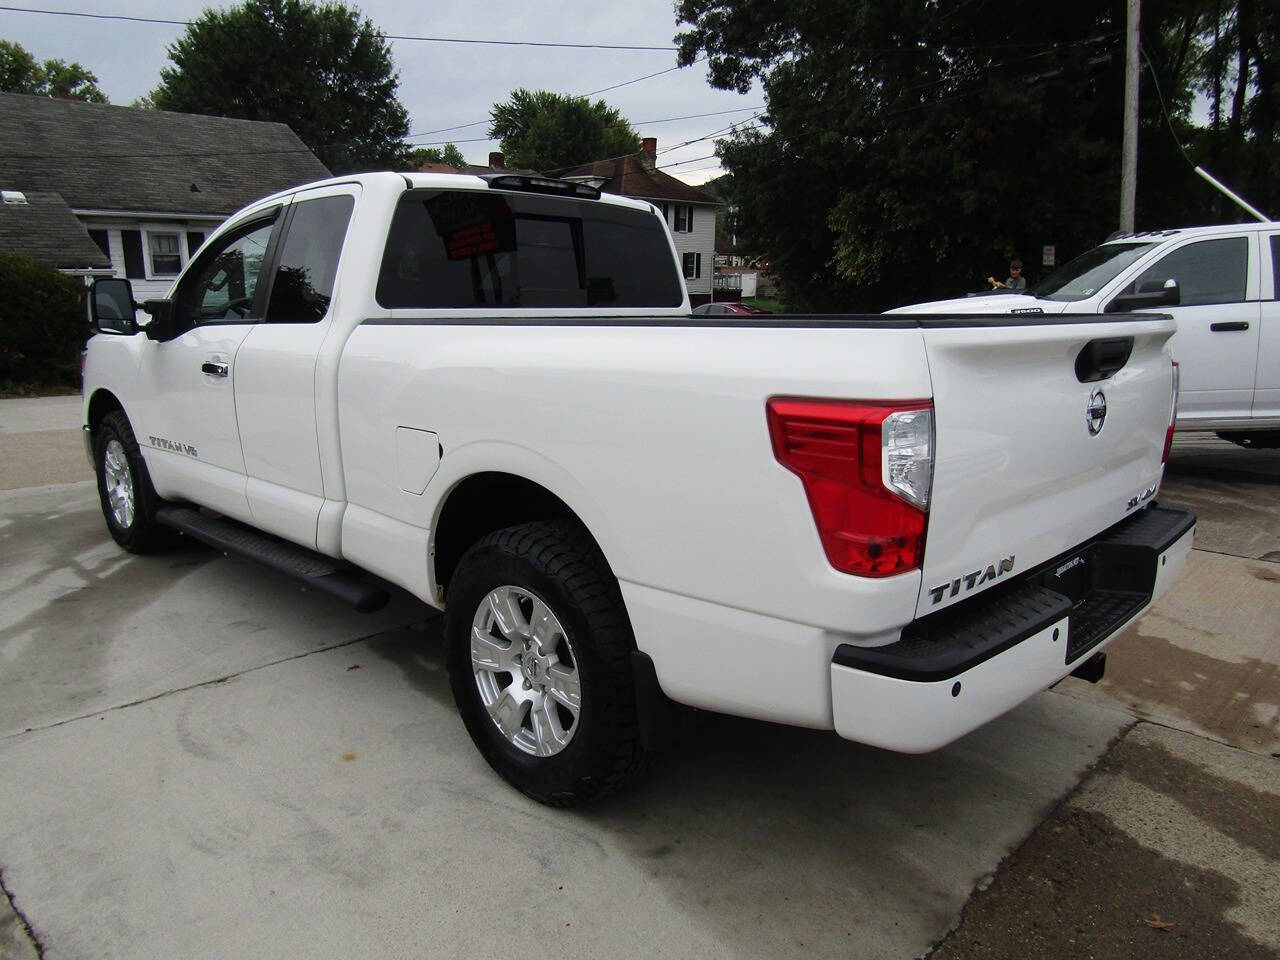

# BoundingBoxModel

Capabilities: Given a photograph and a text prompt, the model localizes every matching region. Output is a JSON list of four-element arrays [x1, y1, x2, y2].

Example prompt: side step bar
[[156, 506, 390, 613]]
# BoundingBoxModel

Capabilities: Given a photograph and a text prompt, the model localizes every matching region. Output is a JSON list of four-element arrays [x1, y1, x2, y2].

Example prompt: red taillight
[[767, 397, 932, 578], [1162, 361, 1179, 465]]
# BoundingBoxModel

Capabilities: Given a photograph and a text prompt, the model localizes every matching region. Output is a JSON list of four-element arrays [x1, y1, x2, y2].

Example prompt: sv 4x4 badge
[[929, 556, 1016, 605]]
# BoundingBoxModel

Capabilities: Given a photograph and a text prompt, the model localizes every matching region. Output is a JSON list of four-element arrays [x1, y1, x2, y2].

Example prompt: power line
[[582, 59, 696, 97], [539, 118, 761, 175], [406, 101, 761, 145], [407, 119, 491, 140], [636, 105, 763, 125], [0, 4, 186, 26], [0, 5, 679, 50], [412, 110, 765, 150], [0, 6, 1118, 56], [408, 137, 493, 146], [657, 153, 720, 169], [657, 115, 764, 154], [404, 56, 710, 140], [668, 163, 725, 176], [1139, 43, 1195, 167], [419, 32, 1119, 168]]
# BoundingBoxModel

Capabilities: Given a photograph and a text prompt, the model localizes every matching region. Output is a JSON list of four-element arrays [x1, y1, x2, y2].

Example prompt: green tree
[[150, 0, 409, 173], [488, 89, 642, 172], [405, 142, 467, 169], [0, 40, 108, 102], [675, 1, 1273, 312], [1184, 0, 1279, 218]]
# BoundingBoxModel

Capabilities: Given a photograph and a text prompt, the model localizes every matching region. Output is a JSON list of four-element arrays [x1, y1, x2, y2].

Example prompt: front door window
[[174, 218, 276, 326]]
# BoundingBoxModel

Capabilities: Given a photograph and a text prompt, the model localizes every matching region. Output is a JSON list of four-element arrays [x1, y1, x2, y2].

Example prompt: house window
[[674, 205, 694, 233], [147, 231, 182, 276], [682, 251, 701, 280]]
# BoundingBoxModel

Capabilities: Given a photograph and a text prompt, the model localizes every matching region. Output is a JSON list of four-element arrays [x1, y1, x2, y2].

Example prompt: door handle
[[1210, 321, 1250, 332], [201, 361, 229, 377]]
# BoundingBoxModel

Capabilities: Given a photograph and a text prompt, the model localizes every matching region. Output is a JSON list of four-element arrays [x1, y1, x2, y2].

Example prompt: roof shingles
[[0, 92, 331, 216], [0, 191, 111, 270], [560, 155, 720, 206]]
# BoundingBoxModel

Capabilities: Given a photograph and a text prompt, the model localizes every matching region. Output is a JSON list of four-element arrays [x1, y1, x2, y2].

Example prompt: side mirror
[[88, 278, 138, 335], [1106, 278, 1180, 312], [141, 300, 177, 341]]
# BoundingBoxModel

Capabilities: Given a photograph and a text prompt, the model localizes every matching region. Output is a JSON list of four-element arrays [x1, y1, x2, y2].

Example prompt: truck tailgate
[[917, 315, 1176, 619]]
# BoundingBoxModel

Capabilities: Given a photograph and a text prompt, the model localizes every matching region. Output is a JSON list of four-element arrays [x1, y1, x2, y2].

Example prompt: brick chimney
[[488, 152, 505, 170], [641, 137, 657, 171]]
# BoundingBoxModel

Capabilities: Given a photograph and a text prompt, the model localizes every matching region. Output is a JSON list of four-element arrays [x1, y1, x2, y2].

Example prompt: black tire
[[444, 521, 649, 806], [94, 409, 171, 553], [1215, 430, 1280, 450]]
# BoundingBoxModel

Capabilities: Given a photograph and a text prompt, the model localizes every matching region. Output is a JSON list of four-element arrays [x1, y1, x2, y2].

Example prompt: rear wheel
[[94, 410, 170, 552], [1216, 430, 1280, 450], [444, 521, 648, 806]]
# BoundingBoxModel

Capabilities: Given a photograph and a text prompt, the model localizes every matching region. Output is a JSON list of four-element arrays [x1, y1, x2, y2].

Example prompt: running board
[[156, 506, 390, 613]]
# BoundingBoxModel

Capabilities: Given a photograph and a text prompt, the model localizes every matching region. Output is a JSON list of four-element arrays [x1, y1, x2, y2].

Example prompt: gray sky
[[0, 0, 764, 183]]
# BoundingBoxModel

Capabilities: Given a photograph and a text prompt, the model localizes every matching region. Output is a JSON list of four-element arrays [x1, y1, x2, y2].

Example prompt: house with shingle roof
[[560, 139, 720, 304], [0, 92, 329, 297]]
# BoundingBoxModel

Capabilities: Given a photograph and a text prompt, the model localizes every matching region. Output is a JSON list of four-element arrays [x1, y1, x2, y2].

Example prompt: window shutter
[[186, 231, 206, 256], [87, 229, 110, 260], [121, 230, 145, 279], [686, 206, 694, 232], [695, 252, 702, 278]]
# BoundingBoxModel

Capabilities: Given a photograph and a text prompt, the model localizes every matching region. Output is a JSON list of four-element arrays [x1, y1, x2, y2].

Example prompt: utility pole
[[1120, 0, 1141, 233]]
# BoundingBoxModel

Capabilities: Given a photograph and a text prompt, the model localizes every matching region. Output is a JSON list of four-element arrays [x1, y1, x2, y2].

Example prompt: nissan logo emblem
[[1087, 389, 1107, 436]]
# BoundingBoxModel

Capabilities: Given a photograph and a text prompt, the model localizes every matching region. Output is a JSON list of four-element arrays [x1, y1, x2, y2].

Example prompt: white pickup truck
[[83, 172, 1195, 805], [892, 221, 1280, 448]]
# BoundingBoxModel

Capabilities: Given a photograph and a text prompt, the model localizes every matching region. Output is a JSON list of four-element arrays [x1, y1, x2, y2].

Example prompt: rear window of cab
[[376, 189, 683, 310]]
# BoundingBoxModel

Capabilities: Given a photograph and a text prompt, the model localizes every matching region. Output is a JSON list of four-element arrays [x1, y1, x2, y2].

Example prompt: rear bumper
[[830, 503, 1196, 752]]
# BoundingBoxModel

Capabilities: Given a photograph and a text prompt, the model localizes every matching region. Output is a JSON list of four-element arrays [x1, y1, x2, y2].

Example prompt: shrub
[[0, 251, 89, 388]]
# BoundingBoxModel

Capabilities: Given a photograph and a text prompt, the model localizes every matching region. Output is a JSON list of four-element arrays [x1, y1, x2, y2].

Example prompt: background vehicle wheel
[[94, 410, 170, 553], [444, 521, 649, 806], [1215, 430, 1280, 450]]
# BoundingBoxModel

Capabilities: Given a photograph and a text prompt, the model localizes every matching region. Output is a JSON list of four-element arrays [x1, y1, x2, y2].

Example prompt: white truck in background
[[892, 221, 1280, 448], [82, 172, 1194, 805]]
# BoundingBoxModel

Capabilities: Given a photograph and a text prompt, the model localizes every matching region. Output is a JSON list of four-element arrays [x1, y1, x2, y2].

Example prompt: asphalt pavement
[[0, 399, 1276, 959]]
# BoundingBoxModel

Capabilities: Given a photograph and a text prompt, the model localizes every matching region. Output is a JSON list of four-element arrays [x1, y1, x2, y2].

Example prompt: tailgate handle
[[1075, 337, 1134, 383], [1210, 321, 1249, 332]]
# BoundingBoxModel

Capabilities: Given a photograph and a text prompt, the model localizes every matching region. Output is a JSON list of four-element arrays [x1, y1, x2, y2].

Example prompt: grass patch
[[740, 295, 788, 314]]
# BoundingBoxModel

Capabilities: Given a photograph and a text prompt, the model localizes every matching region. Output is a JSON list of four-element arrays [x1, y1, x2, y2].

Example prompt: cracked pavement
[[1, 399, 1276, 959]]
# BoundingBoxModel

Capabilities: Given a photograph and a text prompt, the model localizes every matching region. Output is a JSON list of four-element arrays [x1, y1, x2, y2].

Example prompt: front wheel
[[94, 410, 170, 553], [444, 521, 649, 806]]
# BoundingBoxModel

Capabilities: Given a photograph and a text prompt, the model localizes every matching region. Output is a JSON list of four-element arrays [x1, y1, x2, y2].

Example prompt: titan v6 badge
[[929, 556, 1015, 605], [149, 436, 198, 458]]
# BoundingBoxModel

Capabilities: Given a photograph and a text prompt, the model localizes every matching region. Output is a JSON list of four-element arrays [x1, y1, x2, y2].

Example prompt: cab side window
[[266, 195, 356, 323], [174, 217, 278, 327], [1124, 237, 1248, 307]]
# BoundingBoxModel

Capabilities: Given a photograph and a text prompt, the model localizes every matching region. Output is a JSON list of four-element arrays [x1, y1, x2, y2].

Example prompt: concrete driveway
[[1, 399, 1276, 959]]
